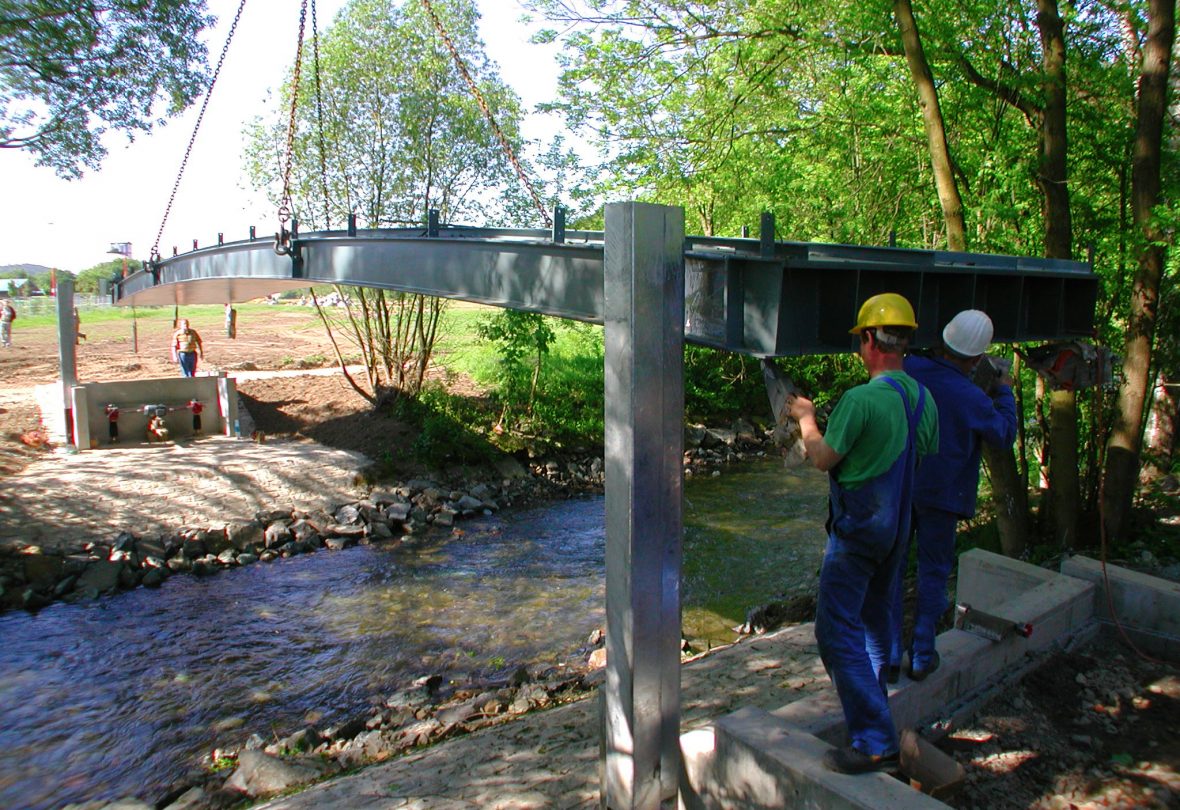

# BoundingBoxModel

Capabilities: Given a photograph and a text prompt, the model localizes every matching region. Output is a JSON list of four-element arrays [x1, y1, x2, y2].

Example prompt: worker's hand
[[787, 393, 816, 423]]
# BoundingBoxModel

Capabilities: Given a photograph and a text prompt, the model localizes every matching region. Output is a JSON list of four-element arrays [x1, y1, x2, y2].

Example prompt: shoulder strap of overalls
[[880, 375, 926, 436]]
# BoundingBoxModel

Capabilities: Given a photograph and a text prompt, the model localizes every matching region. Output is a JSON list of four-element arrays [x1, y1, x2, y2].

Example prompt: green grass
[[11, 302, 295, 329]]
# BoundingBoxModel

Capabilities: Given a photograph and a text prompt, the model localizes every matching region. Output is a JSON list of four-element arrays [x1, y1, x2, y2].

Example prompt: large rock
[[384, 503, 411, 523], [133, 537, 167, 561], [334, 504, 361, 525], [200, 529, 233, 556], [366, 522, 394, 541], [289, 519, 320, 544], [263, 522, 292, 549], [453, 495, 483, 513], [22, 554, 64, 590], [224, 750, 322, 798], [74, 560, 122, 596], [181, 537, 206, 560], [225, 521, 264, 552], [159, 786, 205, 810]]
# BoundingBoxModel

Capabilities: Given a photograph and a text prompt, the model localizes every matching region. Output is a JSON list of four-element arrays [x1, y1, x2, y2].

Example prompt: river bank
[[0, 408, 775, 615]]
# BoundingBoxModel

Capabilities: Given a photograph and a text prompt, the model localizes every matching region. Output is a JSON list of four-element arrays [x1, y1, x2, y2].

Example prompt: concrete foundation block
[[956, 548, 1059, 612], [1061, 555, 1180, 637], [1061, 556, 1180, 662], [680, 728, 717, 810], [697, 707, 948, 809], [771, 568, 1095, 745]]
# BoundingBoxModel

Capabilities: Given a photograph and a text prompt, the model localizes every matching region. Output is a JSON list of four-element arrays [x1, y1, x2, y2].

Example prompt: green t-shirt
[[824, 371, 939, 489]]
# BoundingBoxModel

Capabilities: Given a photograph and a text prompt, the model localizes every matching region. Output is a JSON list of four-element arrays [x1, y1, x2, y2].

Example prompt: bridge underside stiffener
[[114, 220, 1098, 356]]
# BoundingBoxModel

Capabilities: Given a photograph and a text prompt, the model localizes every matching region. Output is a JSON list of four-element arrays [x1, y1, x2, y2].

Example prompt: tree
[[1103, 0, 1176, 541], [476, 310, 556, 430], [244, 0, 532, 406], [891, 0, 1031, 557], [75, 259, 142, 293], [0, 0, 214, 178], [532, 0, 1177, 550], [893, 0, 965, 252]]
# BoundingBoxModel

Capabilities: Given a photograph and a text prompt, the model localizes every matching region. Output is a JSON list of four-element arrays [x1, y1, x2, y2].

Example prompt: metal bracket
[[955, 603, 1033, 642]]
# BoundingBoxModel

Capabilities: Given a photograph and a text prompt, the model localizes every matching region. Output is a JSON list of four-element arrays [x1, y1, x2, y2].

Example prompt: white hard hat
[[943, 309, 994, 357]]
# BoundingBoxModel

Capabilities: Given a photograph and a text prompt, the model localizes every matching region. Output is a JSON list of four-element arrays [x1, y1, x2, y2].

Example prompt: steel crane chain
[[311, 0, 331, 228], [151, 0, 248, 264], [421, 0, 551, 228], [277, 0, 309, 242]]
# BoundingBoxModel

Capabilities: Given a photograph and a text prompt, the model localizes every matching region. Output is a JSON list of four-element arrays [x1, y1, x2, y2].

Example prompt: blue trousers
[[816, 522, 908, 756], [891, 506, 958, 671], [818, 375, 924, 757], [178, 351, 198, 377]]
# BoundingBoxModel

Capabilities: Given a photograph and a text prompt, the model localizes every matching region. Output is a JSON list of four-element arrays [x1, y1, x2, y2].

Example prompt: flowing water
[[0, 458, 827, 809]]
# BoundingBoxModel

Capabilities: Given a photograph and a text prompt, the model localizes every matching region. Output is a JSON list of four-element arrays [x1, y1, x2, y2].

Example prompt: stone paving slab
[[258, 625, 829, 810], [0, 437, 370, 555]]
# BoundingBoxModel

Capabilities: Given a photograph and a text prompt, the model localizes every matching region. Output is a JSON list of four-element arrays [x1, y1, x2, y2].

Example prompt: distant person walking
[[1, 300, 16, 348], [74, 307, 87, 344], [171, 318, 204, 377]]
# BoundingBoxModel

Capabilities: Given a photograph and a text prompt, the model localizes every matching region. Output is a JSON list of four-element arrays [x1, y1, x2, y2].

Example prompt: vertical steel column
[[601, 202, 685, 809], [55, 278, 79, 449]]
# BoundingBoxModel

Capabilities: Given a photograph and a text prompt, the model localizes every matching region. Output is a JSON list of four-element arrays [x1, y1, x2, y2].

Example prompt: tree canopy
[[245, 0, 532, 229], [526, 0, 1176, 546], [0, 0, 214, 177]]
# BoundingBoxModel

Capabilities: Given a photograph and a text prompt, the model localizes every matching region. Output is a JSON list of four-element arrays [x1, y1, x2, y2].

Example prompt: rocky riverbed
[[0, 417, 772, 616]]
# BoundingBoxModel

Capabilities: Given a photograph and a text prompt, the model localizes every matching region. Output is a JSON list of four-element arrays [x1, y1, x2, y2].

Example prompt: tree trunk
[[1103, 0, 1176, 541], [1143, 374, 1178, 472], [893, 0, 966, 251], [893, 0, 1028, 556], [1036, 0, 1080, 550], [983, 443, 1029, 557], [1049, 389, 1079, 548]]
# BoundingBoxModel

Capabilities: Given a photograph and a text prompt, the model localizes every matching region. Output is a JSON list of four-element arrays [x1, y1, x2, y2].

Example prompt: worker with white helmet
[[789, 292, 938, 774], [893, 309, 1017, 681]]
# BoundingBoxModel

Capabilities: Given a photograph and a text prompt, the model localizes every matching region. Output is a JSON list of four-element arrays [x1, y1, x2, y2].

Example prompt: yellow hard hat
[[849, 293, 918, 334]]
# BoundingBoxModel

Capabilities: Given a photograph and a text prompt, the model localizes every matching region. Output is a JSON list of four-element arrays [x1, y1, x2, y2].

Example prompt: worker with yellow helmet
[[788, 292, 938, 774]]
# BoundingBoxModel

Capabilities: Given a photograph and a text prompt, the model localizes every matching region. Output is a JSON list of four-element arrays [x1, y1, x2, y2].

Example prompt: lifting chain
[[421, 0, 552, 228], [151, 0, 249, 265], [276, 0, 309, 255], [311, 0, 331, 228]]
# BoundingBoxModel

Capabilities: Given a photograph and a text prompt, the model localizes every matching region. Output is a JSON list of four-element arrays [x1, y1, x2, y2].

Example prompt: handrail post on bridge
[[601, 201, 685, 809]]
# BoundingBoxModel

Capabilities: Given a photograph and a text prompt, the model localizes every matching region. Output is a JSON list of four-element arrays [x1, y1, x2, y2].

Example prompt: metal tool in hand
[[760, 358, 806, 466]]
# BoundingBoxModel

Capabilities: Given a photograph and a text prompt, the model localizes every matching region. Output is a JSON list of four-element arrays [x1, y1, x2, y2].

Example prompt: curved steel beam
[[113, 223, 1099, 356]]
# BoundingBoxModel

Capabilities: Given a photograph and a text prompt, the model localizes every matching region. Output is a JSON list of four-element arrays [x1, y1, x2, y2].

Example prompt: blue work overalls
[[814, 376, 926, 756]]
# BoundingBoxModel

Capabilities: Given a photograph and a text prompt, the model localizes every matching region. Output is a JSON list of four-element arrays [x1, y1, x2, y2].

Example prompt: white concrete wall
[[70, 375, 237, 449]]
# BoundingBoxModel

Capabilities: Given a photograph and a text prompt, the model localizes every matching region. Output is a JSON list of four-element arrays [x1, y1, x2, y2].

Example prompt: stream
[[0, 458, 828, 809]]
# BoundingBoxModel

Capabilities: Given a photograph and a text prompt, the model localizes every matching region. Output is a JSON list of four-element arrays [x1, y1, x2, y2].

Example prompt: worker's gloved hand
[[787, 393, 816, 424]]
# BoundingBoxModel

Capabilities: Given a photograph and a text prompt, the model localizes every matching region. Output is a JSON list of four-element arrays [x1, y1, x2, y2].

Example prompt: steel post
[[601, 202, 685, 809]]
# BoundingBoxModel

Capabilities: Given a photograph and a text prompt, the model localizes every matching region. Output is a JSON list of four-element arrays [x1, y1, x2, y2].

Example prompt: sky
[[0, 0, 570, 272]]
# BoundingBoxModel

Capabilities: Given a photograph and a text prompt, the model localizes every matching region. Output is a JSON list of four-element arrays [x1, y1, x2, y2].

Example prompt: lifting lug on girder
[[147, 251, 162, 285], [274, 226, 293, 256]]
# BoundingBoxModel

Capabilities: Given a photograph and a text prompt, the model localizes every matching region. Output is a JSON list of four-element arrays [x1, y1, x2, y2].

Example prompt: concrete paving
[[0, 436, 370, 555]]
